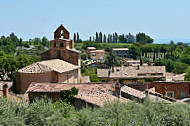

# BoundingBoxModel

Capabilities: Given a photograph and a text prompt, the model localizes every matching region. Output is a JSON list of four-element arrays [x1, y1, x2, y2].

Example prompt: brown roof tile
[[26, 83, 129, 107], [18, 59, 80, 74], [98, 66, 166, 79], [81, 76, 91, 83]]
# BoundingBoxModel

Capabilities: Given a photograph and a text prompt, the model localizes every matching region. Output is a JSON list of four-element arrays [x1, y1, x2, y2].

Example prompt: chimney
[[136, 65, 140, 70], [145, 89, 149, 99], [2, 84, 8, 97]]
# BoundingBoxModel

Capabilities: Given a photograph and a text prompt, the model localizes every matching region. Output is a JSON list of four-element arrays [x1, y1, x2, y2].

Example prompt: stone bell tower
[[41, 24, 81, 66]]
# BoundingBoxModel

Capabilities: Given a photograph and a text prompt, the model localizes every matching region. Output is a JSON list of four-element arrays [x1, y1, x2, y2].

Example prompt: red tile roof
[[26, 83, 129, 107]]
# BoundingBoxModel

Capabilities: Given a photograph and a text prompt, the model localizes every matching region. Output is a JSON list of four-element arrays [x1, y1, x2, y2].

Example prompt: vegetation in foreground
[[1, 98, 190, 126]]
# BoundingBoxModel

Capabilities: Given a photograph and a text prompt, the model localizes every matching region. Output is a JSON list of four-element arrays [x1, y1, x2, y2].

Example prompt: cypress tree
[[73, 33, 76, 42]]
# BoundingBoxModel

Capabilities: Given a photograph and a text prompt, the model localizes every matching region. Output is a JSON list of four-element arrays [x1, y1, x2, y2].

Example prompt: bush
[[23, 43, 30, 48], [60, 87, 79, 104], [1, 98, 190, 125]]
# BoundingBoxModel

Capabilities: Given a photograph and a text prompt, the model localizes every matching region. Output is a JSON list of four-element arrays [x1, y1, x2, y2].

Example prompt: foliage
[[154, 59, 188, 74], [23, 43, 30, 48], [0, 54, 39, 80], [2, 98, 190, 125], [81, 67, 100, 82], [81, 53, 88, 60], [185, 67, 190, 81], [60, 87, 79, 104], [104, 51, 117, 69], [129, 45, 141, 60], [136, 32, 154, 45]]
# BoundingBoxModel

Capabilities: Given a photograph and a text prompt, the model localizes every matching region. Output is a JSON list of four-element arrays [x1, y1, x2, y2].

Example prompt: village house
[[25, 82, 129, 108], [15, 25, 81, 94], [112, 48, 129, 58], [153, 81, 190, 99], [86, 47, 105, 60], [97, 66, 166, 84]]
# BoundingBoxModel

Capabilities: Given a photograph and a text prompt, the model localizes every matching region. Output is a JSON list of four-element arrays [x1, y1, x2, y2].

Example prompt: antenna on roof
[[61, 20, 63, 25]]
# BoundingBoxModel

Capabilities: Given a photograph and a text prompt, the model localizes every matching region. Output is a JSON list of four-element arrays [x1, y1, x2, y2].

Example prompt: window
[[101, 79, 106, 82], [166, 91, 174, 98], [101, 53, 103, 55], [180, 92, 186, 99], [60, 43, 64, 47], [92, 64, 96, 67], [92, 53, 96, 56], [54, 43, 57, 48], [100, 57, 103, 60], [92, 57, 96, 60]]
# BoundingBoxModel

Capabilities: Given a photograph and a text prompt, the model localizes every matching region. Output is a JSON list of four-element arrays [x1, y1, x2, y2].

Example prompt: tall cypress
[[73, 33, 76, 42], [76, 32, 79, 43]]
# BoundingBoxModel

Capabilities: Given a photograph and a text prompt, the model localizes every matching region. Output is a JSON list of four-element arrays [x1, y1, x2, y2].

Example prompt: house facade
[[112, 48, 129, 58], [86, 47, 105, 60], [153, 81, 190, 99], [15, 25, 81, 94]]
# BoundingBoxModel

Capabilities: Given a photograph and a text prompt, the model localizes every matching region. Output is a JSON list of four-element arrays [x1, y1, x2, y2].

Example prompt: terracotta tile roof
[[81, 76, 91, 83], [97, 66, 166, 79], [97, 69, 109, 78], [87, 47, 96, 50], [121, 86, 172, 103], [18, 59, 80, 74], [89, 50, 105, 53], [126, 60, 140, 63], [166, 73, 185, 82], [112, 48, 129, 51], [26, 83, 129, 107]]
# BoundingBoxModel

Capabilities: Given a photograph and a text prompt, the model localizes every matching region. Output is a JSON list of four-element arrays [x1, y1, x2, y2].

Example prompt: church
[[15, 25, 81, 94]]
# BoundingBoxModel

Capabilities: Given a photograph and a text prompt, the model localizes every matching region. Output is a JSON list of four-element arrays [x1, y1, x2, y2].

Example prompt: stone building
[[15, 25, 81, 94], [97, 66, 166, 84]]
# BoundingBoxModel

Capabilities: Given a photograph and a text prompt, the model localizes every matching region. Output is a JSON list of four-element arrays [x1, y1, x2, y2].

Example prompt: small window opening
[[60, 43, 64, 47]]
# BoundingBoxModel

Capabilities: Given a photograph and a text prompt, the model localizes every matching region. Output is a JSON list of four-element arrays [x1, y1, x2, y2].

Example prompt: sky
[[0, 0, 190, 43]]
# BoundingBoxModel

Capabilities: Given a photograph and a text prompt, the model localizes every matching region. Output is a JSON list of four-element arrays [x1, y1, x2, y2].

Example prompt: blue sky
[[0, 0, 190, 43]]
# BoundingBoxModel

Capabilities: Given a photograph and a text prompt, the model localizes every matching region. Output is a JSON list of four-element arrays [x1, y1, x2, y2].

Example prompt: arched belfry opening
[[54, 24, 70, 40], [60, 30, 64, 38]]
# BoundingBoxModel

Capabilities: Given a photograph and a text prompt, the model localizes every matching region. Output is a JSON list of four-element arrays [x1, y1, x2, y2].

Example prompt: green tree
[[41, 36, 49, 47], [129, 45, 141, 60], [73, 33, 76, 42], [166, 60, 174, 72], [136, 32, 153, 45], [185, 67, 190, 81], [99, 32, 102, 43], [33, 37, 41, 45], [104, 51, 117, 70]]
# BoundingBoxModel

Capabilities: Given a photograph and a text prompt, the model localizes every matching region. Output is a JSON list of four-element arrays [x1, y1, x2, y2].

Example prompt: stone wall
[[28, 92, 100, 109], [15, 72, 52, 94], [58, 69, 79, 83], [28, 92, 60, 103]]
